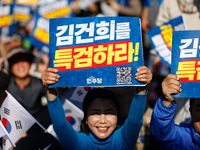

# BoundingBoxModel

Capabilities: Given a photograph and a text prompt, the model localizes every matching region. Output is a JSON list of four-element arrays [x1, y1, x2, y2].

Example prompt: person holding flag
[[41, 66, 152, 150], [5, 47, 51, 134], [0, 70, 47, 149]]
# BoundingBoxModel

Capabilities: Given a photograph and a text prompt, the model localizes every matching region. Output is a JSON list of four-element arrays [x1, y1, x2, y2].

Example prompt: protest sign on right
[[171, 30, 200, 98]]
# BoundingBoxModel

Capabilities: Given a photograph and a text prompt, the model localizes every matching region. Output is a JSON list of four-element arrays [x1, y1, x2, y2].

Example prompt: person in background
[[41, 66, 152, 150], [150, 74, 200, 149], [153, 0, 200, 77], [72, 0, 104, 17], [6, 47, 51, 134], [105, 0, 142, 17], [29, 48, 50, 79], [152, 0, 200, 125], [0, 34, 23, 57], [0, 34, 23, 73], [141, 0, 163, 32]]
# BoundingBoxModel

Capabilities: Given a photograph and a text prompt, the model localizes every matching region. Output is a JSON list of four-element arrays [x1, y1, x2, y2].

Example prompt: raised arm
[[115, 66, 152, 149], [135, 66, 152, 95], [141, 7, 150, 32], [41, 68, 60, 100], [150, 74, 187, 149], [105, 0, 142, 17], [161, 74, 181, 106], [41, 68, 80, 149]]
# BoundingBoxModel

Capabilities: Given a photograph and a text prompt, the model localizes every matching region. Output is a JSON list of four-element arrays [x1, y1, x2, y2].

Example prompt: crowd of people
[[0, 0, 200, 149]]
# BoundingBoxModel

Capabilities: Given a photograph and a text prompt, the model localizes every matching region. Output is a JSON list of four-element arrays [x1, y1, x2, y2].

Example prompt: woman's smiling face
[[86, 98, 118, 139]]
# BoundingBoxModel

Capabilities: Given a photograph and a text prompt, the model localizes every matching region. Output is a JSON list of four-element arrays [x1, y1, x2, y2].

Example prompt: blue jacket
[[47, 92, 146, 150], [150, 97, 200, 150]]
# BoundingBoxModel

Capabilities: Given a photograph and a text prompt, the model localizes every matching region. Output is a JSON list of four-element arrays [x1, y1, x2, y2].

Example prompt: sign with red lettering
[[49, 17, 145, 87], [171, 30, 200, 98]]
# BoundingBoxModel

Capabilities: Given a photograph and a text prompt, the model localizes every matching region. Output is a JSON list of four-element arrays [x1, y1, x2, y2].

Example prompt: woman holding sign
[[41, 66, 152, 150]]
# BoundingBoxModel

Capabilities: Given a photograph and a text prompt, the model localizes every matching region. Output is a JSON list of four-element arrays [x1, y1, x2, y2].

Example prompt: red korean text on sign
[[176, 59, 200, 82]]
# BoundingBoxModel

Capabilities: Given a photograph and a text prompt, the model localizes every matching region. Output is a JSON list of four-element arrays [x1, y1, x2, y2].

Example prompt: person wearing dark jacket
[[6, 47, 51, 133]]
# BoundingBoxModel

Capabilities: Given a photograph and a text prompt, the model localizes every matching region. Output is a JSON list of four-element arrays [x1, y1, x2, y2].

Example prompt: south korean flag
[[1, 92, 40, 150]]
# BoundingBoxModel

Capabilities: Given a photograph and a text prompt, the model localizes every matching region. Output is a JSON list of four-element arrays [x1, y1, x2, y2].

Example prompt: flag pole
[[35, 120, 47, 132], [0, 122, 16, 147], [7, 136, 16, 147]]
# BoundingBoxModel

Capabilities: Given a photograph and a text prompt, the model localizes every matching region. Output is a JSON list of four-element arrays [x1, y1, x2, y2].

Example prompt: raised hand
[[41, 68, 60, 87], [161, 74, 182, 106], [135, 66, 152, 94], [41, 68, 60, 100]]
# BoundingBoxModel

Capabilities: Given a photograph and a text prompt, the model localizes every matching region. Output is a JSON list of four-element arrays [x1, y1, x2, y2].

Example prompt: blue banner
[[49, 17, 144, 87]]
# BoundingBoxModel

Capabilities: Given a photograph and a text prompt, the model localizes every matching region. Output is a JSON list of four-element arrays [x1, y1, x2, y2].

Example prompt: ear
[[85, 120, 88, 124]]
